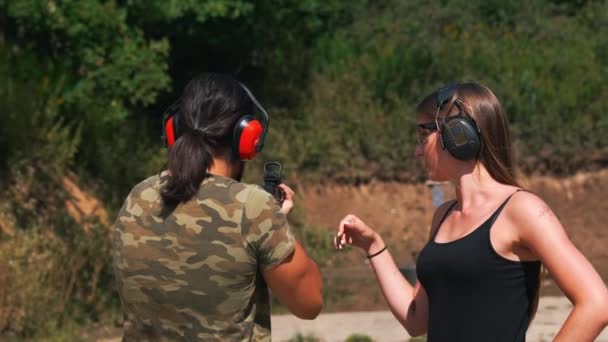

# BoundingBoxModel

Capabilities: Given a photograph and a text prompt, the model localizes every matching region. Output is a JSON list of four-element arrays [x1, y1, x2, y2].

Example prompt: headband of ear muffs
[[435, 83, 481, 160], [161, 83, 269, 161]]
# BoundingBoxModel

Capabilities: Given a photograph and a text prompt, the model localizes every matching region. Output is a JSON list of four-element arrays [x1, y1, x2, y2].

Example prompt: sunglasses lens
[[416, 129, 428, 145], [416, 122, 438, 146]]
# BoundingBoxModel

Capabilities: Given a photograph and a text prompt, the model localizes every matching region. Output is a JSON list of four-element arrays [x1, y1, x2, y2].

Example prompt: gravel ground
[[270, 296, 608, 342], [96, 296, 607, 342]]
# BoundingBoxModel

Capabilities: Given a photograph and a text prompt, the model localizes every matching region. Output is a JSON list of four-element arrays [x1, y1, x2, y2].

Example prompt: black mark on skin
[[538, 206, 555, 220]]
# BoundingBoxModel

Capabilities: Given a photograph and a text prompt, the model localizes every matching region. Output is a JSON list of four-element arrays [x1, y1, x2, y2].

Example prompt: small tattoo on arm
[[538, 206, 555, 220]]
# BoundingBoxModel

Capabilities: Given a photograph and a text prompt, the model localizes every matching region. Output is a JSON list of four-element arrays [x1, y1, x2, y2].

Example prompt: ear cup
[[232, 115, 264, 160], [162, 101, 181, 148], [440, 115, 481, 160], [162, 111, 180, 148], [163, 114, 178, 148]]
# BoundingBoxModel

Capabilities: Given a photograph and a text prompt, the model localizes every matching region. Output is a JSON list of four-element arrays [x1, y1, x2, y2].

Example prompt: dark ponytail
[[161, 130, 213, 203], [160, 73, 253, 205]]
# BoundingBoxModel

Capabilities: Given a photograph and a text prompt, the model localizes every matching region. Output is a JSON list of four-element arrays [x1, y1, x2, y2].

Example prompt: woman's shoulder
[[505, 189, 548, 215], [502, 189, 559, 234], [129, 174, 163, 197], [239, 182, 276, 207]]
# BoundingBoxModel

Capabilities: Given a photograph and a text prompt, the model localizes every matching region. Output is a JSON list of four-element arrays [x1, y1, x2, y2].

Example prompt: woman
[[335, 83, 608, 341], [113, 73, 323, 341]]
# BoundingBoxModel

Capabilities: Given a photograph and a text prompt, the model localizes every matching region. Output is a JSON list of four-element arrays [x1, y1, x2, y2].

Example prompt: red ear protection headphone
[[161, 83, 269, 161], [161, 100, 181, 148]]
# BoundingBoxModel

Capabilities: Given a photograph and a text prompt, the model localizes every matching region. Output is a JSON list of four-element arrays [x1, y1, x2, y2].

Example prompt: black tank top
[[416, 192, 541, 342]]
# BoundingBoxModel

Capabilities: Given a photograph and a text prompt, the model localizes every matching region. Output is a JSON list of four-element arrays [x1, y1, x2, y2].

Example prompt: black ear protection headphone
[[161, 83, 269, 161], [434, 83, 481, 160]]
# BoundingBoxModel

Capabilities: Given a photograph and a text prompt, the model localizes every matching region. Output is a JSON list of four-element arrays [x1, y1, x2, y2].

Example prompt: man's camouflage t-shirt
[[112, 173, 296, 341]]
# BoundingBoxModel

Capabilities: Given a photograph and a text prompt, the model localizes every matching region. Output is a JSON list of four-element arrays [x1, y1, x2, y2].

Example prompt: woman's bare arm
[[509, 192, 608, 341]]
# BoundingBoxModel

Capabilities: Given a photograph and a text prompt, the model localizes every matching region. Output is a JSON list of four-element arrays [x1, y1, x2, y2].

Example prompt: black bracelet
[[366, 246, 387, 259]]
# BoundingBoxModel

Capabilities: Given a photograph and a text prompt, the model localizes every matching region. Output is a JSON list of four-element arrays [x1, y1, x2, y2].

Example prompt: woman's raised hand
[[335, 214, 382, 254]]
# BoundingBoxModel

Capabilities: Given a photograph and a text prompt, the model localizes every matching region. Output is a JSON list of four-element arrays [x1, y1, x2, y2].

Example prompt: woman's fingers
[[335, 214, 376, 252], [335, 218, 345, 250], [336, 215, 360, 250]]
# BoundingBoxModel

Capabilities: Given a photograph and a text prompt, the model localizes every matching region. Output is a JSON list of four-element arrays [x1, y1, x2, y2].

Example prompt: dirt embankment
[[23, 169, 604, 315], [297, 170, 608, 309]]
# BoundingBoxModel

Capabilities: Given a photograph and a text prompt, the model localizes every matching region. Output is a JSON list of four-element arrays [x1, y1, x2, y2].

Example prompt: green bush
[[0, 216, 114, 337], [0, 160, 115, 338], [345, 334, 374, 342], [288, 332, 322, 342], [265, 0, 608, 181]]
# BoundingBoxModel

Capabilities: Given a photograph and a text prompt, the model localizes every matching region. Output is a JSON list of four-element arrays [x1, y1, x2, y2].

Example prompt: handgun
[[263, 162, 285, 203]]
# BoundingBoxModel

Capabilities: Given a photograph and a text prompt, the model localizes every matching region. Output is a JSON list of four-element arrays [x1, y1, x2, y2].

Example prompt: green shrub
[[345, 333, 374, 342], [278, 0, 608, 180], [0, 222, 114, 337], [288, 332, 322, 342], [0, 164, 115, 337]]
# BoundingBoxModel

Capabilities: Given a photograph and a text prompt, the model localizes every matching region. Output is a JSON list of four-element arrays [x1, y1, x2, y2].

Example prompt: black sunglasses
[[416, 122, 439, 146], [416, 122, 438, 130]]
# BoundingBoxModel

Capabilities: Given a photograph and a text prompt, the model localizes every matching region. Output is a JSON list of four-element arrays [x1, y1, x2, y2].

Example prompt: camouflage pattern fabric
[[113, 172, 295, 341]]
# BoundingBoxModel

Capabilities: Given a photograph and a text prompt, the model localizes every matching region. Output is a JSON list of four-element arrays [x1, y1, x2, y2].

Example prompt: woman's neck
[[208, 157, 244, 181], [452, 163, 504, 212]]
